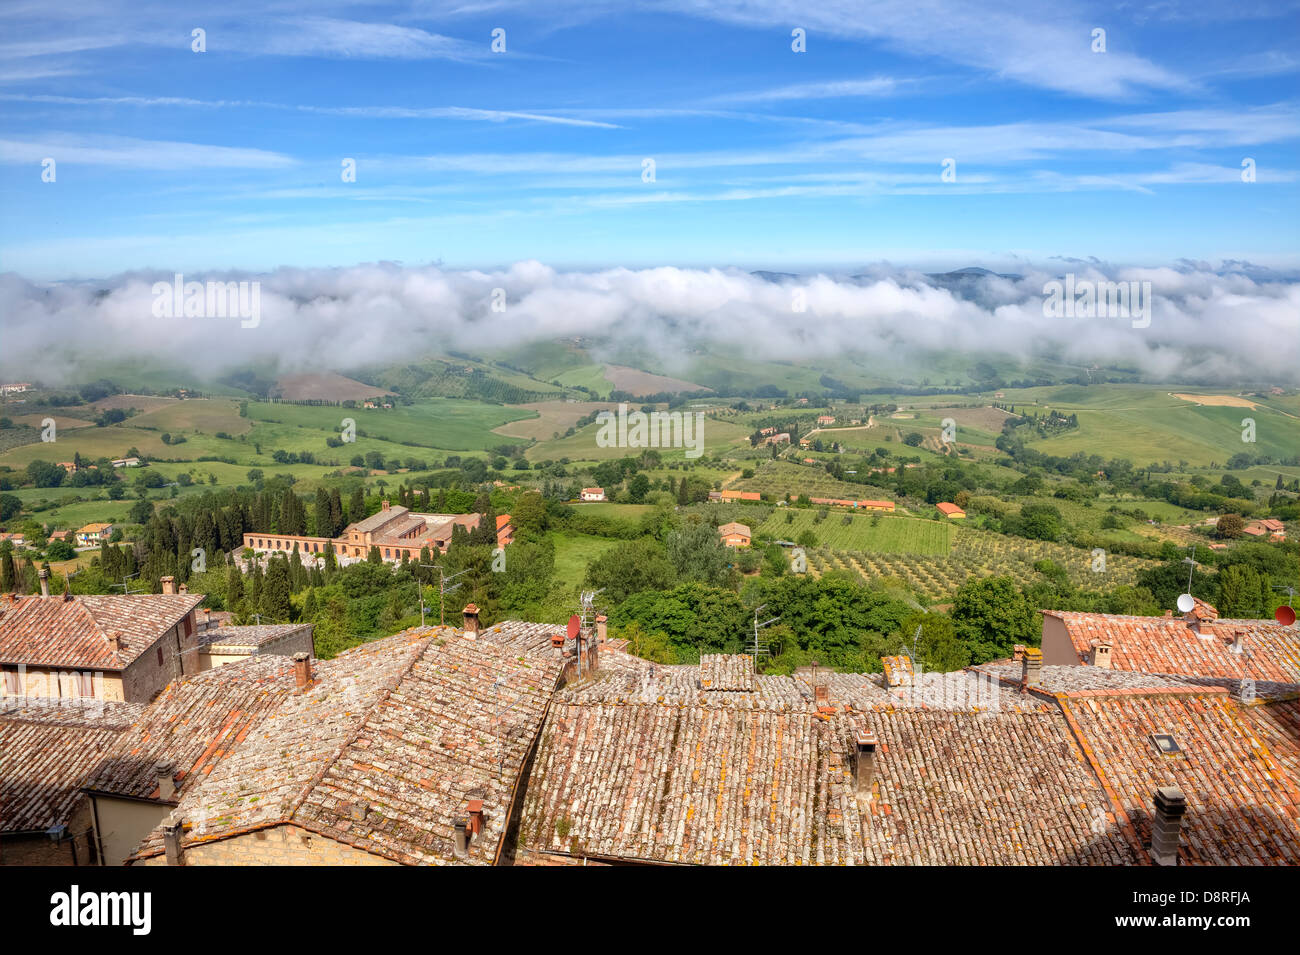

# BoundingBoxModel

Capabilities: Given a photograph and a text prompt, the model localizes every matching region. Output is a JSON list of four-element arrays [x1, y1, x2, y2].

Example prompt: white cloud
[[2, 262, 1296, 386]]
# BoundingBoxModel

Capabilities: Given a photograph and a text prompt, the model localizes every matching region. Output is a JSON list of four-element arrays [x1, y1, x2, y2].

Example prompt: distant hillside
[[272, 373, 395, 402]]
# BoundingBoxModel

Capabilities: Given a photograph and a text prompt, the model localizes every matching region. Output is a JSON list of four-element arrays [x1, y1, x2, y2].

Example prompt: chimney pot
[[178, 583, 188, 594], [814, 682, 828, 704], [1012, 645, 1026, 662], [467, 799, 484, 836], [452, 818, 469, 858], [155, 760, 177, 800], [1088, 641, 1112, 669], [462, 603, 480, 635], [381, 500, 391, 511], [595, 614, 608, 643], [38, 568, 50, 597], [1150, 786, 1187, 866], [292, 652, 312, 690], [550, 632, 565, 649], [160, 575, 176, 595]]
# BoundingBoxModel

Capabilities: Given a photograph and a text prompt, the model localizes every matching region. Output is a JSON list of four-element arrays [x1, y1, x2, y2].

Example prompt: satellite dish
[[1176, 593, 1196, 613], [566, 614, 581, 640], [1276, 605, 1297, 627]]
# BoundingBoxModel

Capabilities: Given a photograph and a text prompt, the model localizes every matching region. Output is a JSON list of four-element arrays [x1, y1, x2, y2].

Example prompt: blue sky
[[1, 0, 1297, 279]]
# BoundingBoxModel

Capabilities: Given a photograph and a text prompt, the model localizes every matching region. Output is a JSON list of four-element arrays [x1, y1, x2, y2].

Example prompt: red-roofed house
[[936, 502, 965, 519], [581, 488, 606, 502], [718, 522, 752, 548], [496, 513, 514, 548], [0, 583, 205, 703], [1039, 603, 1300, 684]]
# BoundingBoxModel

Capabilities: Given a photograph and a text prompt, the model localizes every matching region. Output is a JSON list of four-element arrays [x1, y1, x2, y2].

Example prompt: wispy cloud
[[0, 133, 297, 169]]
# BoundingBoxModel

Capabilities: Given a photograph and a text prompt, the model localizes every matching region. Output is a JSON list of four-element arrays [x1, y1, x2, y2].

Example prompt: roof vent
[[155, 760, 177, 800], [1149, 786, 1187, 866]]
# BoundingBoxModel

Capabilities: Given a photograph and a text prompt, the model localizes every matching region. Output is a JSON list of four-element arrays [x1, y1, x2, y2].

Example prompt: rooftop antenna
[[431, 565, 470, 626], [575, 588, 604, 678], [750, 604, 780, 664], [1176, 546, 1199, 612], [111, 572, 143, 596]]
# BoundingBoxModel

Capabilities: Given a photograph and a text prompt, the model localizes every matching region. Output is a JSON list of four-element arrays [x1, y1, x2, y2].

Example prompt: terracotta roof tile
[[0, 593, 204, 670], [0, 698, 144, 833]]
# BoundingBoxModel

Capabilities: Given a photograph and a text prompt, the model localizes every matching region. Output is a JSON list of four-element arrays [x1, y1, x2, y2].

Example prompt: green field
[[245, 399, 531, 451], [525, 414, 751, 463], [993, 385, 1300, 467], [758, 509, 952, 555], [551, 532, 621, 583]]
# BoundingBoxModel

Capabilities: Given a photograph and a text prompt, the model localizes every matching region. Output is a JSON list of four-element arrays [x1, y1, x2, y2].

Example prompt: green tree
[[951, 576, 1038, 664], [261, 557, 293, 621]]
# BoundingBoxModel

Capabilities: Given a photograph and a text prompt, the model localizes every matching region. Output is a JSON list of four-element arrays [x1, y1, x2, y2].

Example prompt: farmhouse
[[110, 457, 140, 469], [763, 432, 791, 445], [719, 489, 760, 502], [1244, 518, 1286, 540], [936, 502, 965, 519], [0, 383, 31, 394], [0, 573, 205, 703], [76, 523, 114, 547], [810, 497, 894, 512], [581, 487, 606, 501], [718, 522, 752, 548], [817, 415, 835, 425]]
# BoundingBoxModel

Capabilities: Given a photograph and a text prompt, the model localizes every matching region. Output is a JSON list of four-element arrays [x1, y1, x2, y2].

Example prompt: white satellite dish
[[1176, 593, 1196, 613]]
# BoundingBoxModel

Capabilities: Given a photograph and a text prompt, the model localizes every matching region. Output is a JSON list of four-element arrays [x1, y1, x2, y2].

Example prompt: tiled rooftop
[[1045, 610, 1300, 683], [0, 697, 145, 833], [1058, 692, 1300, 864], [520, 685, 1129, 865], [122, 625, 564, 865], [199, 623, 312, 650], [0, 593, 204, 670]]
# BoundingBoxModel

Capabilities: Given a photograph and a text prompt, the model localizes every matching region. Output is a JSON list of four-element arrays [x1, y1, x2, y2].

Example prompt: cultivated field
[[273, 373, 394, 401], [492, 400, 616, 441], [758, 509, 952, 555]]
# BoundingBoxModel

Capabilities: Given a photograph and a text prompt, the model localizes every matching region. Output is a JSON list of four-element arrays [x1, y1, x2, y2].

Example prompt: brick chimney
[[162, 816, 184, 866], [462, 603, 480, 635], [1021, 647, 1042, 686], [292, 652, 312, 690], [595, 613, 608, 643], [178, 583, 188, 595], [38, 567, 49, 597], [155, 760, 177, 800], [467, 799, 484, 836], [381, 500, 391, 511], [1087, 641, 1112, 668], [852, 729, 878, 799], [160, 575, 176, 595], [1230, 630, 1246, 654], [814, 682, 828, 704], [1149, 786, 1187, 866], [108, 632, 122, 652], [1012, 644, 1026, 662]]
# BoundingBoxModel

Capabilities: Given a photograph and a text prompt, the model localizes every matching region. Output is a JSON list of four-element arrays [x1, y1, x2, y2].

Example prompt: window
[[2, 666, 20, 694], [157, 646, 164, 666], [1150, 733, 1182, 757], [75, 671, 95, 697]]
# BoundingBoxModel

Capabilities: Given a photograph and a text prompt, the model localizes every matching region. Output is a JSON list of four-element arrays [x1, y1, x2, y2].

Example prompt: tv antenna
[[111, 572, 143, 596], [420, 564, 470, 626], [750, 604, 780, 662]]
